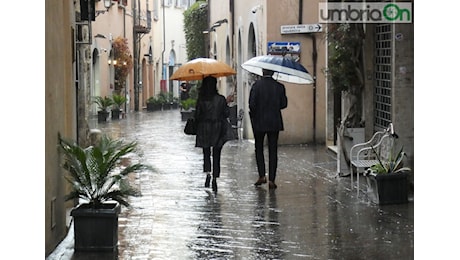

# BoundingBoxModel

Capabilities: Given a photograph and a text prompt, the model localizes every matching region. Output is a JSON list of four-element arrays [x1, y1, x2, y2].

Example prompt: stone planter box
[[70, 202, 121, 252], [147, 103, 162, 112], [97, 111, 110, 123], [181, 110, 195, 121], [111, 109, 122, 120], [366, 172, 409, 205]]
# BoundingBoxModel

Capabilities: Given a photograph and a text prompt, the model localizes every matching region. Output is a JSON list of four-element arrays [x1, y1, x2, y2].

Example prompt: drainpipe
[[133, 0, 139, 111], [230, 0, 235, 64], [299, 0, 317, 143], [162, 0, 165, 80], [119, 4, 127, 112]]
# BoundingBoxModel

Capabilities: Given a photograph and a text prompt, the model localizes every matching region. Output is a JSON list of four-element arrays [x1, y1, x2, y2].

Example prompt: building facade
[[46, 0, 413, 256], [45, 0, 193, 256], [45, 0, 76, 255], [208, 0, 328, 144]]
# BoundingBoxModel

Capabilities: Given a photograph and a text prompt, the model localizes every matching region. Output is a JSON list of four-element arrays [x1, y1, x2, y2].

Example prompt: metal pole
[[133, 0, 139, 111], [162, 0, 165, 80]]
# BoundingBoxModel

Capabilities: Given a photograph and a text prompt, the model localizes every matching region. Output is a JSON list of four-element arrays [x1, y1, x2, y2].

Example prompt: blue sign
[[267, 42, 301, 55]]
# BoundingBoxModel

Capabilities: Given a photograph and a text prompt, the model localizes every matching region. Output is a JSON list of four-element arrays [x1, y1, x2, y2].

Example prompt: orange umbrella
[[170, 58, 236, 81]]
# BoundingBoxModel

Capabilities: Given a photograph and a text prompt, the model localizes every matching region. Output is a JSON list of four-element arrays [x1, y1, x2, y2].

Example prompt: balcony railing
[[134, 10, 151, 34]]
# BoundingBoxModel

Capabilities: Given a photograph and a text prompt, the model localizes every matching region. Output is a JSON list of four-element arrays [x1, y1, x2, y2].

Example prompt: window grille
[[374, 24, 392, 130]]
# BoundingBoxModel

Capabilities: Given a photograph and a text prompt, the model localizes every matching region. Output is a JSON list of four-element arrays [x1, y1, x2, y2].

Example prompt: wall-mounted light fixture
[[108, 53, 117, 65], [202, 28, 216, 34], [251, 5, 263, 14], [203, 19, 228, 34], [211, 19, 228, 30], [96, 0, 113, 17], [144, 53, 153, 65], [94, 33, 107, 39], [202, 19, 229, 58]]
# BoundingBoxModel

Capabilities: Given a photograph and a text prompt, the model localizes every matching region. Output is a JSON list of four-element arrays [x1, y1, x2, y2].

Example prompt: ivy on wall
[[327, 23, 365, 128], [183, 1, 208, 60]]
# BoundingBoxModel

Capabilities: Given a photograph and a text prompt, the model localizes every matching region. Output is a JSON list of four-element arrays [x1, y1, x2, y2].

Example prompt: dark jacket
[[195, 94, 230, 148], [249, 76, 288, 132]]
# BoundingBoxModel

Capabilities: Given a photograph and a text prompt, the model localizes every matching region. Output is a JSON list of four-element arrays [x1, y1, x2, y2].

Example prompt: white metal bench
[[350, 123, 395, 194]]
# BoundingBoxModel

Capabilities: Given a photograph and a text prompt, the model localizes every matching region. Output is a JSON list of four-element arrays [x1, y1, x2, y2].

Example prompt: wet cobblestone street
[[48, 109, 414, 260]]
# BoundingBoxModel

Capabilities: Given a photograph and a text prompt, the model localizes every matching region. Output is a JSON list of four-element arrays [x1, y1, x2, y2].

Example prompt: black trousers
[[254, 131, 279, 182], [203, 146, 223, 178]]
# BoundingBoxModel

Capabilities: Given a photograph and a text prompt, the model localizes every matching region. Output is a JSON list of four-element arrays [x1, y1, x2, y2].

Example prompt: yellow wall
[[45, 0, 76, 255]]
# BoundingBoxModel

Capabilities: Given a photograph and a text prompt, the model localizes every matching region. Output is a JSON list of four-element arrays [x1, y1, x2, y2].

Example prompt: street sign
[[267, 42, 300, 55], [281, 24, 323, 34]]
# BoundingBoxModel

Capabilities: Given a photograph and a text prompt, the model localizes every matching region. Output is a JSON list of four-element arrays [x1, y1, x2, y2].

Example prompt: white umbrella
[[241, 55, 314, 84]]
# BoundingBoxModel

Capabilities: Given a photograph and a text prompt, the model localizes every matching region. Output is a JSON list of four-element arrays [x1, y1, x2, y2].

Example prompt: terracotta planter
[[70, 202, 121, 252]]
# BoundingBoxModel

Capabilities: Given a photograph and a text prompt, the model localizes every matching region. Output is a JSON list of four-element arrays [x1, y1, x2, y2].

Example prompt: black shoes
[[205, 174, 211, 188], [254, 176, 267, 186], [212, 179, 217, 192], [205, 174, 217, 192], [254, 176, 277, 189]]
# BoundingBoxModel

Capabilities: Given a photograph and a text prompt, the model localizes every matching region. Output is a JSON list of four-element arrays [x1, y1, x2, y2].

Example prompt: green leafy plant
[[180, 98, 196, 111], [370, 145, 411, 175], [146, 96, 161, 105], [112, 94, 127, 110], [157, 91, 169, 105], [93, 96, 114, 112], [189, 84, 198, 100], [183, 1, 208, 59], [172, 96, 180, 104], [58, 134, 151, 208], [167, 92, 178, 104]]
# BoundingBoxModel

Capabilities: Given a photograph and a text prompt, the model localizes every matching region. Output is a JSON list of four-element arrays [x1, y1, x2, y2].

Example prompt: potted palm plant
[[146, 96, 162, 111], [93, 96, 114, 123], [157, 91, 169, 110], [366, 143, 412, 205], [180, 98, 196, 121], [58, 134, 151, 252], [111, 94, 127, 120]]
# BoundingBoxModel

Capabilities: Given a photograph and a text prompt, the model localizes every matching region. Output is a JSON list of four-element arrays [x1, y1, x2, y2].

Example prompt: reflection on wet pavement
[[64, 110, 414, 259]]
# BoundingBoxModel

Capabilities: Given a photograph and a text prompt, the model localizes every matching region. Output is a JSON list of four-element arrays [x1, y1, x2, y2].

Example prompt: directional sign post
[[280, 24, 323, 34]]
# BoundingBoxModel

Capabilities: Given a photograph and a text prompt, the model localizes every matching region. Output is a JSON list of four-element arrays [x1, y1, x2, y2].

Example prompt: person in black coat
[[180, 82, 191, 101], [195, 76, 230, 192], [249, 69, 288, 189]]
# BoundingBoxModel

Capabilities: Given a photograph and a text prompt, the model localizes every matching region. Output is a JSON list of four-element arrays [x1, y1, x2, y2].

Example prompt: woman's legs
[[203, 147, 212, 188], [203, 146, 222, 191], [203, 147, 211, 173], [212, 145, 223, 178]]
